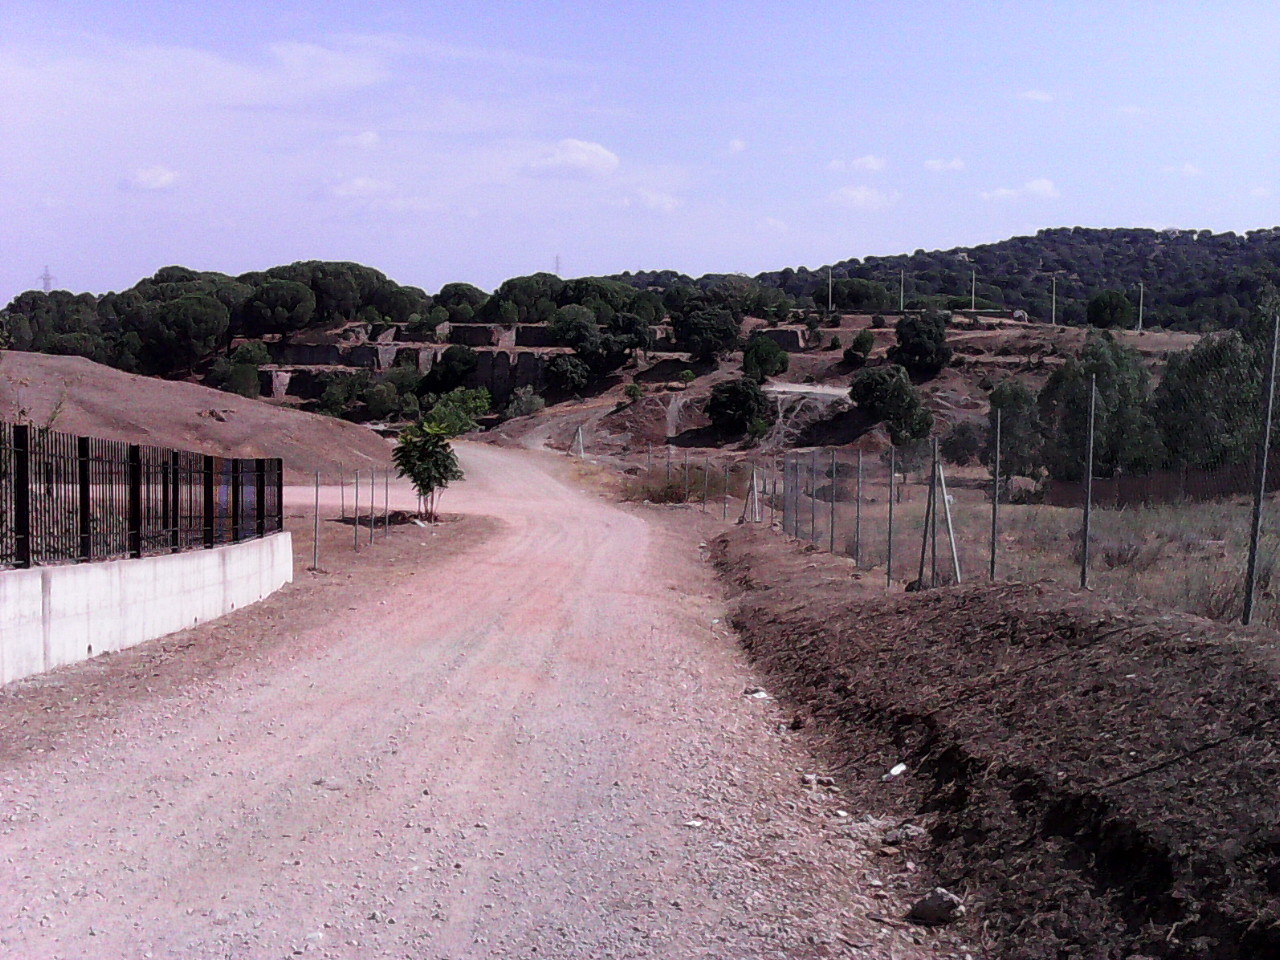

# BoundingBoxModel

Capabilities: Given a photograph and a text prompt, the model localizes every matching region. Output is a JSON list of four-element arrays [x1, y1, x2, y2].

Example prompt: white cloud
[[829, 154, 886, 173], [925, 157, 965, 172], [331, 176, 393, 198], [525, 138, 620, 178], [130, 165, 179, 190], [637, 189, 678, 213], [830, 185, 898, 210], [340, 130, 381, 149], [982, 178, 1059, 201], [1162, 162, 1202, 177], [1251, 185, 1272, 199], [1020, 89, 1053, 102], [728, 138, 746, 153]]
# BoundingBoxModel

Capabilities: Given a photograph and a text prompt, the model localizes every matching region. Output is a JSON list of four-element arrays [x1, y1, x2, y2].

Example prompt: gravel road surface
[[1, 443, 952, 959]]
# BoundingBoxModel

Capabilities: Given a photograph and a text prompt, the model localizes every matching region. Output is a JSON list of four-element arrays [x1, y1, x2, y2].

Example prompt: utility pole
[[1244, 312, 1280, 625], [39, 266, 55, 293], [1137, 281, 1145, 332], [899, 269, 905, 312], [1051, 276, 1057, 326], [555, 254, 561, 276], [970, 269, 976, 312]]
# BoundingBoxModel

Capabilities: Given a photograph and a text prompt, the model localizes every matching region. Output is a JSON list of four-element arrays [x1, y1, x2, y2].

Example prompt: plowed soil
[[715, 525, 1280, 959]]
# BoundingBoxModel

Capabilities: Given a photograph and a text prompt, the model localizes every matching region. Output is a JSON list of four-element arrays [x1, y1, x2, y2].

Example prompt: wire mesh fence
[[0, 422, 283, 570]]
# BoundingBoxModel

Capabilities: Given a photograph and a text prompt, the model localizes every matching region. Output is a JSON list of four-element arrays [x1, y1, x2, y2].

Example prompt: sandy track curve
[[0, 443, 942, 959]]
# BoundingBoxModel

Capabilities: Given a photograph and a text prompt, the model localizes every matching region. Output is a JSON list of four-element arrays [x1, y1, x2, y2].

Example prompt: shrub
[[849, 364, 933, 445], [887, 310, 952, 378], [547, 354, 591, 393], [742, 335, 789, 382], [843, 329, 875, 366], [423, 387, 491, 437], [678, 368, 697, 384], [707, 378, 773, 436], [505, 385, 545, 418], [624, 383, 645, 401], [941, 421, 984, 464]]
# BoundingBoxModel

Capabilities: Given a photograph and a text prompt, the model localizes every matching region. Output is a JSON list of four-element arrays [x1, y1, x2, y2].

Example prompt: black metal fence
[[0, 422, 283, 570]]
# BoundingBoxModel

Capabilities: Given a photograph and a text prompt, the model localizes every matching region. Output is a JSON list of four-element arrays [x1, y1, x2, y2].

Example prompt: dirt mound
[[714, 525, 1280, 959], [0, 352, 392, 479]]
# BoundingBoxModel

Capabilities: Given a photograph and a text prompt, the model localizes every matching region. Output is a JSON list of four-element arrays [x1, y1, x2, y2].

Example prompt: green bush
[[505, 385, 545, 418], [849, 364, 933, 445], [742, 335, 789, 382], [707, 378, 773, 436], [887, 310, 951, 378]]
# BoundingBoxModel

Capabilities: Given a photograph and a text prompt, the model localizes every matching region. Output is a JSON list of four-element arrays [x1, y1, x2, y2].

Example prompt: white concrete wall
[[0, 532, 293, 685]]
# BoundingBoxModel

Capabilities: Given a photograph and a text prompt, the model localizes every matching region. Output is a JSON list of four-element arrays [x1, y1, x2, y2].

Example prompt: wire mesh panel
[[0, 422, 283, 570]]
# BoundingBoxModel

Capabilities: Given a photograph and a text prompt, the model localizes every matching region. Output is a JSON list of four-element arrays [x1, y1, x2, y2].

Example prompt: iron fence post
[[78, 436, 92, 562], [13, 424, 31, 569], [128, 444, 142, 559], [203, 455, 216, 548], [256, 459, 267, 538]]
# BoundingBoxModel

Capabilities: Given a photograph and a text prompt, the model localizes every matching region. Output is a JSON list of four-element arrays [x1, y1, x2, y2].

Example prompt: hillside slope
[[0, 352, 392, 478]]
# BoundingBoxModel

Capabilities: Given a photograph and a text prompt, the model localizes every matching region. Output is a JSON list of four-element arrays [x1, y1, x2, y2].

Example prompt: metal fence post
[[203, 455, 216, 548], [78, 436, 92, 562], [128, 444, 143, 558], [990, 408, 1001, 580], [809, 451, 817, 542], [276, 459, 284, 533], [369, 470, 376, 545], [312, 470, 320, 571], [855, 449, 863, 566], [13, 424, 31, 568], [722, 463, 729, 520], [887, 447, 896, 586], [230, 458, 243, 544], [353, 470, 361, 552], [256, 458, 267, 539], [1244, 312, 1280, 624], [1081, 375, 1097, 590], [829, 449, 836, 554], [171, 451, 181, 551]]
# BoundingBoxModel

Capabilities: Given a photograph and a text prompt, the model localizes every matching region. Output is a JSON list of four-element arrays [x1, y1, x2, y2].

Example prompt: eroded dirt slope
[[715, 525, 1280, 959]]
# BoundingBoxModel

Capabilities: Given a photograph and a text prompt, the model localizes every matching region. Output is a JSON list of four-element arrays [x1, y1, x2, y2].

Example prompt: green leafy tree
[[547, 354, 591, 393], [941, 421, 984, 465], [984, 379, 1043, 478], [1038, 331, 1163, 481], [239, 280, 316, 334], [672, 307, 739, 362], [422, 387, 491, 437], [842, 329, 875, 366], [392, 422, 464, 521], [707, 378, 773, 436], [741, 335, 789, 382], [886, 310, 951, 378], [1086, 290, 1135, 329], [505, 385, 546, 418], [1151, 330, 1263, 469], [849, 364, 934, 445]]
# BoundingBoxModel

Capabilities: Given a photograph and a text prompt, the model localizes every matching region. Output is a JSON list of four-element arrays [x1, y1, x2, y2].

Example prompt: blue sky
[[1, 1, 1276, 304]]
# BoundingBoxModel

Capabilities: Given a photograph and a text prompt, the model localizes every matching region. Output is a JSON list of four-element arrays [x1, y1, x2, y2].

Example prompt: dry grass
[[782, 464, 1280, 629]]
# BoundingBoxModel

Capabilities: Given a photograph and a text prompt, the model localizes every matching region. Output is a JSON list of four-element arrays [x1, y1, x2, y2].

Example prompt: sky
[[1, 0, 1277, 304]]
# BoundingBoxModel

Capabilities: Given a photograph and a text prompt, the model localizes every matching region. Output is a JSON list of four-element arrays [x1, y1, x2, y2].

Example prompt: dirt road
[[0, 443, 950, 959]]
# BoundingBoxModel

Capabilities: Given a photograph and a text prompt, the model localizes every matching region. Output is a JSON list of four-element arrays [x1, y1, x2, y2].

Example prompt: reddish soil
[[0, 442, 974, 959], [715, 525, 1280, 959], [0, 352, 393, 480]]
